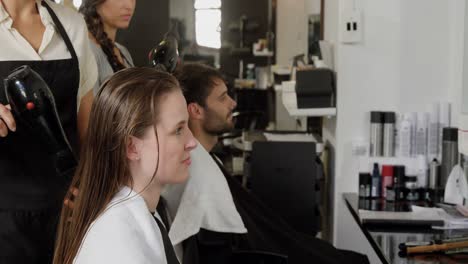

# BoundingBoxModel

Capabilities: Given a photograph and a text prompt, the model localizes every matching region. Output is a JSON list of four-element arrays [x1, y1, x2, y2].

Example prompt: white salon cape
[[74, 186, 168, 264], [162, 142, 247, 261]]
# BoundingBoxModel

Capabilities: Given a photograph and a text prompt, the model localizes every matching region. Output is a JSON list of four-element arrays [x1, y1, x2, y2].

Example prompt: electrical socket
[[340, 10, 362, 44]]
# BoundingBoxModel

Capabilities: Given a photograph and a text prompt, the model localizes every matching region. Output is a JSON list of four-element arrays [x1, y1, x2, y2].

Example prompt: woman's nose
[[185, 130, 197, 151]]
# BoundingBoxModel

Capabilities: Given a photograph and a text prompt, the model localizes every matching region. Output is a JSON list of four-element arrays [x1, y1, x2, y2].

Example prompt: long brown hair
[[53, 68, 180, 264], [79, 0, 126, 72]]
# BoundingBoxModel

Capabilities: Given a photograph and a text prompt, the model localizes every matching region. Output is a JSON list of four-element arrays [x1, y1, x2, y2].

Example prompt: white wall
[[331, 0, 465, 261]]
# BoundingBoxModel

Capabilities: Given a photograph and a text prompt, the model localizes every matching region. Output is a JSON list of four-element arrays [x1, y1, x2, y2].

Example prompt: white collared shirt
[[0, 0, 97, 107]]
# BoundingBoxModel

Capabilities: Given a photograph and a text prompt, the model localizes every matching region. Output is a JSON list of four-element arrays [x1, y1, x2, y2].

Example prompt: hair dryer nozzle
[[148, 35, 179, 73]]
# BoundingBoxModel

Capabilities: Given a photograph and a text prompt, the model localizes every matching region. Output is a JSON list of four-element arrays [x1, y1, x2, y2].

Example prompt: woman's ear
[[187, 102, 203, 120], [127, 136, 142, 161]]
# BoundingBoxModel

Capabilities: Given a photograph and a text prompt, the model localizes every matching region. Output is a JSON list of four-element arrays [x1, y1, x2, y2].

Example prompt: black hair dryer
[[148, 33, 179, 73], [3, 65, 77, 177]]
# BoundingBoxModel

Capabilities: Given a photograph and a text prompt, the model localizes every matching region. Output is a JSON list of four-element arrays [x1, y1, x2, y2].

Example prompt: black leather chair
[[230, 250, 288, 264], [249, 141, 321, 237]]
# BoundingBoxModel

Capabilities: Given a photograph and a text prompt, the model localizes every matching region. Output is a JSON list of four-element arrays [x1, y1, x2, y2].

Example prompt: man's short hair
[[175, 63, 225, 107]]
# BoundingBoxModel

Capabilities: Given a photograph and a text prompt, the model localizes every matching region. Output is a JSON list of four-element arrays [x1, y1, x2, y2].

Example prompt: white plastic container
[[410, 112, 418, 156], [427, 102, 439, 162], [438, 102, 451, 161], [397, 113, 412, 157], [415, 155, 428, 188], [415, 112, 429, 156]]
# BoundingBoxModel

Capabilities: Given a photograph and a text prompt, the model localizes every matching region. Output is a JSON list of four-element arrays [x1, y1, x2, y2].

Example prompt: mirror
[[307, 0, 324, 61], [170, 0, 221, 67], [170, 0, 276, 76]]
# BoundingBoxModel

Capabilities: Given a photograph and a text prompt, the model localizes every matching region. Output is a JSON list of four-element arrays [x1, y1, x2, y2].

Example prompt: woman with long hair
[[53, 67, 196, 264], [79, 0, 135, 89]]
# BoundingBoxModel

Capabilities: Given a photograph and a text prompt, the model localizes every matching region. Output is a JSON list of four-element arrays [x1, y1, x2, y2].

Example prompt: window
[[194, 0, 221, 49]]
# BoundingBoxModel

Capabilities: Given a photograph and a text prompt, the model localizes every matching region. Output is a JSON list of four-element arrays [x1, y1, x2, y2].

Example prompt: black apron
[[0, 1, 79, 263]]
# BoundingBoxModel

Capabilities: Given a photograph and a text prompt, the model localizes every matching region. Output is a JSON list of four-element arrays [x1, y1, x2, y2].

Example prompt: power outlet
[[340, 10, 362, 44]]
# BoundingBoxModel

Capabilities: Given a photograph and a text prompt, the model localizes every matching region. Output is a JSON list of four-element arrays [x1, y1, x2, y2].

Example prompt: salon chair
[[250, 141, 321, 237], [230, 250, 288, 264]]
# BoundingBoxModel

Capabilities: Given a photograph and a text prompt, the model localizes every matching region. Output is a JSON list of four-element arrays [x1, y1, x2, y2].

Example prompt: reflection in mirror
[[219, 0, 275, 83], [308, 14, 321, 59], [170, 0, 220, 67], [307, 0, 323, 62], [170, 0, 277, 74]]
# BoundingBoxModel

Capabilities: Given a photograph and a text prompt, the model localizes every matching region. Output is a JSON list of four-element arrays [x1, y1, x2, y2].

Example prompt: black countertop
[[343, 193, 468, 264]]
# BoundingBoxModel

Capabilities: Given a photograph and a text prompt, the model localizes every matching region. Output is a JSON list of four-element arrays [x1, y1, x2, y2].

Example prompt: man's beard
[[203, 108, 234, 135]]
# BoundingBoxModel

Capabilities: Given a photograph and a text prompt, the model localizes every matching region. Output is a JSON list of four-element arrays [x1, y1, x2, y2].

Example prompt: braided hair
[[79, 0, 125, 72]]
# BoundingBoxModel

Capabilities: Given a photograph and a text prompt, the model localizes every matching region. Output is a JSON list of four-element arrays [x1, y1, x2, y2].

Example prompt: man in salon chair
[[160, 63, 369, 264]]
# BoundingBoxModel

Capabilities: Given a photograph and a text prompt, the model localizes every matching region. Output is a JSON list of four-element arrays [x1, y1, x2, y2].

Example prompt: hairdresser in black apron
[[0, 0, 97, 262]]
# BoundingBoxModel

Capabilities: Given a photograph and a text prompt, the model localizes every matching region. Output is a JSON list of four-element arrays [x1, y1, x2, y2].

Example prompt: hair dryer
[[148, 32, 179, 73], [3, 65, 77, 178]]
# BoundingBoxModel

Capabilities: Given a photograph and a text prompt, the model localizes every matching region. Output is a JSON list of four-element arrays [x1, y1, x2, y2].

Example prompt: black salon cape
[[178, 156, 369, 264]]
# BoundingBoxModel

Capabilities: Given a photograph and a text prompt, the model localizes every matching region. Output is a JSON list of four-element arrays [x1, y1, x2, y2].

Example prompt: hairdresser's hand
[[64, 187, 79, 209], [0, 104, 16, 137]]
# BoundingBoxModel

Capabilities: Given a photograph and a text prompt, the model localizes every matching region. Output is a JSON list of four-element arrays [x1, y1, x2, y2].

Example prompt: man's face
[[201, 79, 237, 135]]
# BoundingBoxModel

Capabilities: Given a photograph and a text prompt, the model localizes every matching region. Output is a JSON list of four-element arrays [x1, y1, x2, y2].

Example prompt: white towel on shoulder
[[162, 142, 247, 246]]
